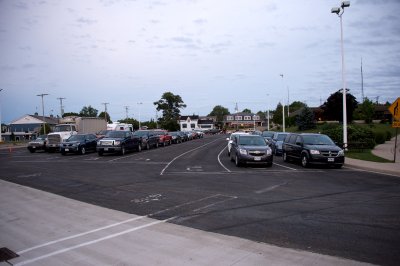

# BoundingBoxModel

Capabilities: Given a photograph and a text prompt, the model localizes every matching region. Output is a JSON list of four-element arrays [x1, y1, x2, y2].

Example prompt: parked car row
[[227, 130, 344, 168], [27, 129, 205, 156]]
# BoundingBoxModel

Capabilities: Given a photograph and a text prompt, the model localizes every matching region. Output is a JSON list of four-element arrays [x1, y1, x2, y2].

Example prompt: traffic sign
[[393, 121, 400, 128], [388, 97, 400, 120]]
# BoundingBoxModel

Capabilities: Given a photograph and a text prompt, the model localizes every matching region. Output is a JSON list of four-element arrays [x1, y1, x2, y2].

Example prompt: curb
[[345, 160, 400, 177]]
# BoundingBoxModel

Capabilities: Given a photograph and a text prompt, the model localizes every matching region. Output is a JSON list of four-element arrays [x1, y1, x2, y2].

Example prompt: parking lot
[[1, 134, 400, 266]]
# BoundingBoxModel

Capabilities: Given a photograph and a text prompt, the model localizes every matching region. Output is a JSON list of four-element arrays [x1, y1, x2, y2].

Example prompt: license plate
[[254, 157, 261, 161], [32, 146, 36, 149], [65, 149, 69, 152], [328, 157, 334, 162], [104, 148, 108, 151]]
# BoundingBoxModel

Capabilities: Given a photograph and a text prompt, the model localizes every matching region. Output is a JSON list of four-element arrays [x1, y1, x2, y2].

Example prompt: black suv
[[133, 130, 159, 150], [97, 131, 141, 155], [60, 134, 97, 155], [282, 133, 344, 168]]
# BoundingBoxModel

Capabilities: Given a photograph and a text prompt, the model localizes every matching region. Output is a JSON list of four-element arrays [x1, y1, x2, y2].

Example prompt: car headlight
[[266, 148, 272, 155], [239, 149, 247, 155], [72, 143, 78, 147], [310, 150, 320, 155], [338, 149, 344, 156], [114, 141, 120, 145], [97, 141, 101, 145]]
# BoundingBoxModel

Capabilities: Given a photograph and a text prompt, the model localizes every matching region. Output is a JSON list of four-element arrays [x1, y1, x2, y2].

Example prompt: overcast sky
[[0, 0, 399, 124]]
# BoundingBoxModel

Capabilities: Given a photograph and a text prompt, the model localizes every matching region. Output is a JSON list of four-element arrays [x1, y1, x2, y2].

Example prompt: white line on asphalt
[[160, 138, 222, 175], [107, 150, 151, 162], [15, 216, 177, 266], [255, 182, 289, 194], [217, 146, 231, 172], [17, 215, 147, 254], [193, 196, 237, 212], [273, 162, 297, 170]]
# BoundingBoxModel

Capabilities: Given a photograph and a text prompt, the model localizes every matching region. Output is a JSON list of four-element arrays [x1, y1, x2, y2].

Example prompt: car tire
[[80, 147, 86, 155], [283, 152, 288, 162], [163, 141, 166, 147], [266, 162, 273, 167], [155, 142, 159, 148], [334, 164, 343, 169], [121, 145, 126, 155], [137, 144, 142, 152], [61, 151, 66, 155], [29, 149, 35, 153], [235, 155, 241, 167], [98, 151, 103, 156], [301, 153, 309, 168]]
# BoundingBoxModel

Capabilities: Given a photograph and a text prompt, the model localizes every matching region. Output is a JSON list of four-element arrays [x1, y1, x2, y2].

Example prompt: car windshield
[[262, 131, 274, 137], [276, 134, 288, 141], [303, 135, 335, 145], [54, 125, 73, 132], [97, 130, 109, 135], [239, 136, 266, 146], [105, 131, 126, 138], [169, 132, 178, 136], [133, 131, 147, 137], [36, 135, 47, 140], [67, 135, 86, 141]]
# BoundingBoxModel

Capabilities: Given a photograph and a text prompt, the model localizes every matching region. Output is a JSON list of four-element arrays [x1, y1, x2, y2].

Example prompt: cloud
[[257, 41, 275, 48], [76, 17, 97, 25], [0, 65, 16, 71], [171, 37, 194, 43], [193, 19, 207, 25], [22, 63, 36, 69], [13, 2, 29, 10]]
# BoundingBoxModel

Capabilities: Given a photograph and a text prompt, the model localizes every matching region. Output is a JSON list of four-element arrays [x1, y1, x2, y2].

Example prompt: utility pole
[[0, 88, 3, 142], [57, 97, 66, 118], [361, 57, 364, 101], [124, 106, 129, 119], [37, 93, 49, 134], [101, 102, 109, 122]]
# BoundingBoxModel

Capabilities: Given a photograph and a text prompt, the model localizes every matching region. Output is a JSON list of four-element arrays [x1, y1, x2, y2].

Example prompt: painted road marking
[[255, 182, 289, 194]]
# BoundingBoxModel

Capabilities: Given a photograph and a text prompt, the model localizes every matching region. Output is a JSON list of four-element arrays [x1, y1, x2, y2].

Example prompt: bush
[[385, 130, 392, 141], [321, 124, 376, 149], [374, 131, 386, 145]]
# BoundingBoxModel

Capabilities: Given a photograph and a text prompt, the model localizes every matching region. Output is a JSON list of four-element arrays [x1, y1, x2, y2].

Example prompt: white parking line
[[160, 138, 222, 175], [255, 182, 289, 194], [273, 162, 297, 170], [217, 146, 231, 173]]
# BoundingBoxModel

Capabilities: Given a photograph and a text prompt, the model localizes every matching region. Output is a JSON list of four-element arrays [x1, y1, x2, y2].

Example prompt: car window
[[295, 136, 303, 145], [106, 131, 126, 138], [277, 134, 287, 141], [238, 136, 266, 146], [284, 134, 291, 143], [303, 134, 335, 145], [289, 135, 297, 144]]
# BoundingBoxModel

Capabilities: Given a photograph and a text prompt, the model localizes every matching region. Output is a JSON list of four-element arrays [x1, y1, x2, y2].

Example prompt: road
[[1, 134, 400, 266]]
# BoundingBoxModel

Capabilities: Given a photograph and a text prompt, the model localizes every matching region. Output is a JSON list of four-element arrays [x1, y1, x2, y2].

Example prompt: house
[[223, 112, 262, 130], [179, 115, 216, 131], [3, 114, 59, 141]]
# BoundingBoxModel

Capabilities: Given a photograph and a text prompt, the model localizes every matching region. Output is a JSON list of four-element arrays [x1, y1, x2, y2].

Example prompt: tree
[[242, 108, 252, 113], [98, 112, 112, 123], [208, 105, 230, 128], [39, 124, 52, 134], [256, 111, 266, 120], [289, 101, 306, 113], [296, 106, 316, 130], [358, 98, 375, 124], [154, 92, 186, 131], [79, 105, 98, 117], [62, 112, 79, 118], [118, 118, 139, 130], [322, 91, 358, 122], [272, 102, 283, 125]]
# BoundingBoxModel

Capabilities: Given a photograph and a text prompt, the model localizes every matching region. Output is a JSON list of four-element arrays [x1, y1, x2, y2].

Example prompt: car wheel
[[155, 142, 159, 148], [61, 151, 66, 155], [121, 145, 126, 155], [235, 155, 241, 167], [137, 144, 142, 152], [301, 154, 309, 168], [146, 143, 150, 150], [283, 152, 288, 162], [266, 162, 273, 167], [334, 164, 343, 169], [98, 151, 103, 156], [29, 148, 35, 153], [80, 147, 86, 155], [163, 141, 166, 147]]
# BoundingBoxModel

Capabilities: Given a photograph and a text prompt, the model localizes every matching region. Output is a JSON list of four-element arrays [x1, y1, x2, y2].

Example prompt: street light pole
[[0, 88, 3, 142], [332, 1, 350, 150], [37, 93, 49, 134], [266, 93, 270, 131], [137, 102, 143, 129]]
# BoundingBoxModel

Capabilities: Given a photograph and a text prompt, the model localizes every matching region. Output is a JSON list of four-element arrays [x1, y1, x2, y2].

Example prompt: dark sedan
[[133, 130, 159, 150], [230, 135, 273, 167], [60, 134, 97, 155], [168, 132, 183, 144], [282, 133, 344, 168], [97, 131, 141, 156]]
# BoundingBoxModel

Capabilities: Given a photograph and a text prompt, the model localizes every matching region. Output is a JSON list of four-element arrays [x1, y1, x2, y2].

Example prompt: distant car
[[97, 131, 141, 155], [60, 134, 97, 155], [261, 131, 275, 143], [229, 135, 273, 167], [271, 132, 290, 156], [133, 130, 159, 150], [153, 130, 172, 146], [226, 131, 250, 156], [282, 133, 344, 168], [168, 132, 183, 144], [178, 131, 189, 142], [27, 135, 47, 153]]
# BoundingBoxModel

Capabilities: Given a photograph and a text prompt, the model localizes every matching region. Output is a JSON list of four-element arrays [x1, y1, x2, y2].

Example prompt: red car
[[153, 130, 173, 146]]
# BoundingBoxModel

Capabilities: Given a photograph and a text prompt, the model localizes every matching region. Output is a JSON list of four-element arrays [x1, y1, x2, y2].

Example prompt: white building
[[179, 115, 215, 131]]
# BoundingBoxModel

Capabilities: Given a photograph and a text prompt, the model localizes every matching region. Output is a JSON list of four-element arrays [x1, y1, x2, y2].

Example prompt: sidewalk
[[345, 136, 400, 177]]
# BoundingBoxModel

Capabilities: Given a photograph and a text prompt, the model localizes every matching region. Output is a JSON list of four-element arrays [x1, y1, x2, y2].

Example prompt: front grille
[[321, 151, 339, 157], [48, 134, 61, 144], [249, 150, 265, 156], [101, 140, 114, 146]]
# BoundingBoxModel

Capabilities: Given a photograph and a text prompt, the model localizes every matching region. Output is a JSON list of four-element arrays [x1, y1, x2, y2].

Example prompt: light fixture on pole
[[37, 93, 49, 135], [0, 88, 3, 142], [331, 0, 350, 150], [137, 102, 143, 129]]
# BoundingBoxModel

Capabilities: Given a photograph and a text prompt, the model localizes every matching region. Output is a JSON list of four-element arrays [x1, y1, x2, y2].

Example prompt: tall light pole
[[332, 1, 350, 150], [57, 97, 66, 121], [137, 102, 143, 129], [266, 93, 270, 131], [37, 93, 49, 134], [101, 102, 109, 122], [282, 101, 285, 132], [0, 88, 3, 142]]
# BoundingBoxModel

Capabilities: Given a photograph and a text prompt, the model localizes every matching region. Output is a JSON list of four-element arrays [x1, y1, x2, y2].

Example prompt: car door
[[293, 135, 304, 160]]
